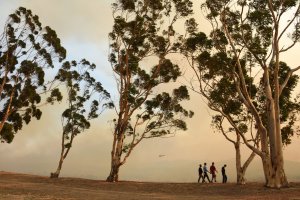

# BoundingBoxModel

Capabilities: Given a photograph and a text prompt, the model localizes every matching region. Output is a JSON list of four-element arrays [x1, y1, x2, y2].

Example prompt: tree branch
[[279, 65, 300, 95]]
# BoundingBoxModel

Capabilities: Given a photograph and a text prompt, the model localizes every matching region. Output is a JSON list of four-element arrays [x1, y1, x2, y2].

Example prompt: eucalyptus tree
[[183, 17, 299, 185], [182, 26, 258, 184], [50, 60, 111, 178], [198, 0, 300, 188], [0, 7, 66, 143], [106, 0, 194, 182]]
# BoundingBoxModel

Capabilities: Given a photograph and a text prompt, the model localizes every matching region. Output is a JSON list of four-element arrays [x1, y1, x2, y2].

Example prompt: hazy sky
[[0, 0, 299, 182]]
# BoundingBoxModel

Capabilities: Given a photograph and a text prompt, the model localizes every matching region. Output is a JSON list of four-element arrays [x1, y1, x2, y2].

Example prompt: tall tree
[[50, 60, 111, 178], [199, 0, 300, 188], [182, 26, 258, 184], [0, 7, 66, 143], [107, 0, 194, 182]]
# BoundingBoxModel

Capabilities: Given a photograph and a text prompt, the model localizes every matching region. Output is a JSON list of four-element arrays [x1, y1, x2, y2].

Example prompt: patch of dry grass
[[1, 171, 300, 200]]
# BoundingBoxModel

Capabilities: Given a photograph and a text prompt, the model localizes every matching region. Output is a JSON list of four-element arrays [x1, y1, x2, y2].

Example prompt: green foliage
[[110, 0, 193, 157], [185, 32, 212, 52], [0, 7, 66, 143], [183, 29, 254, 136], [0, 123, 15, 143], [57, 59, 111, 147], [46, 88, 63, 104], [190, 0, 300, 147]]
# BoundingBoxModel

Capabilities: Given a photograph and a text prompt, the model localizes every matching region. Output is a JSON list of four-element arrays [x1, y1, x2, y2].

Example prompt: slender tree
[[198, 0, 300, 188], [213, 117, 257, 185], [107, 0, 194, 182], [0, 7, 66, 143], [182, 25, 258, 184], [50, 60, 111, 178], [182, 17, 299, 185]]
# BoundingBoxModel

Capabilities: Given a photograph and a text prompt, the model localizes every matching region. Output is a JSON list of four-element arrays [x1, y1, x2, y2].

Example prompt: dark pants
[[198, 173, 203, 183], [203, 172, 210, 183], [222, 174, 227, 183]]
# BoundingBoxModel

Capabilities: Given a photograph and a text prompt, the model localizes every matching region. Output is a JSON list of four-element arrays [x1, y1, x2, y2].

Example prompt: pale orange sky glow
[[0, 0, 299, 183]]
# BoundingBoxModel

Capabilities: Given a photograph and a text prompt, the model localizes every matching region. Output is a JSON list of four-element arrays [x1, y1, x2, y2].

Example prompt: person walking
[[198, 164, 203, 183], [210, 162, 218, 182], [222, 164, 227, 183], [202, 163, 211, 183]]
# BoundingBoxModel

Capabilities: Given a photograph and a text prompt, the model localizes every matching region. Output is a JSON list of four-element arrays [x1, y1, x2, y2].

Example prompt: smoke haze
[[0, 0, 299, 182]]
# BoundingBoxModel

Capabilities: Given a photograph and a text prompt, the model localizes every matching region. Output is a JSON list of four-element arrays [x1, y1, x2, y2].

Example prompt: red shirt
[[210, 165, 216, 175]]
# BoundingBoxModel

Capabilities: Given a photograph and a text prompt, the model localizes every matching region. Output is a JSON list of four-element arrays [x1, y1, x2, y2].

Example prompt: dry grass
[[1, 171, 300, 200]]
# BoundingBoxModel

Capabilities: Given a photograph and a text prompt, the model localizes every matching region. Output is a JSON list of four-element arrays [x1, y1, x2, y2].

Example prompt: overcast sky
[[0, 0, 299, 182]]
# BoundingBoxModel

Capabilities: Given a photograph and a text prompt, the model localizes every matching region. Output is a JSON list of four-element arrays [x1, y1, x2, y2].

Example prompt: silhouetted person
[[203, 163, 211, 183], [210, 162, 218, 182], [198, 164, 203, 183], [222, 164, 227, 183]]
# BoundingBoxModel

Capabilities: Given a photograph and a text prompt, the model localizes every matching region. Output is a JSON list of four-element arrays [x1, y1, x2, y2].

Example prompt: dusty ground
[[1, 171, 300, 200]]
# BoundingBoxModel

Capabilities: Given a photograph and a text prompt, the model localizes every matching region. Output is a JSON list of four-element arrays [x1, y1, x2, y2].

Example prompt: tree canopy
[[106, 0, 194, 182], [0, 7, 66, 143], [190, 0, 300, 187], [50, 59, 112, 178]]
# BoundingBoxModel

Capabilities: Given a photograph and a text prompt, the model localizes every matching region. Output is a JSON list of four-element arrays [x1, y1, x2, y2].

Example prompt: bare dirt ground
[[1, 171, 300, 200]]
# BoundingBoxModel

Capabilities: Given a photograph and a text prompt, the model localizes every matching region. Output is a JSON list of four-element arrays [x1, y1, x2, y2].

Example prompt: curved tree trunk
[[51, 132, 72, 179], [51, 132, 66, 178], [51, 157, 64, 178], [51, 146, 72, 178]]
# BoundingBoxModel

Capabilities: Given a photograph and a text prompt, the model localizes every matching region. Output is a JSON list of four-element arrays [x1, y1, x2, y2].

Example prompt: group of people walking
[[198, 162, 227, 183]]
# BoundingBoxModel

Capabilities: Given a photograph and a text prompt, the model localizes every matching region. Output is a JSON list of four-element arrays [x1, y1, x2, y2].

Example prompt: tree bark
[[234, 134, 256, 185], [210, 1, 294, 189], [262, 69, 288, 188], [107, 131, 125, 182], [236, 168, 246, 185], [260, 148, 288, 188], [106, 156, 121, 182], [235, 141, 245, 184], [51, 157, 64, 178], [50, 132, 72, 179]]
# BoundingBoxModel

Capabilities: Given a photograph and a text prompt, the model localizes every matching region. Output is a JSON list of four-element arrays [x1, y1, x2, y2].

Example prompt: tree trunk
[[107, 132, 124, 182], [235, 149, 245, 185], [261, 155, 277, 187], [50, 157, 64, 178], [235, 137, 244, 184], [50, 133, 71, 179], [260, 67, 289, 188], [236, 168, 246, 185], [106, 157, 121, 182], [235, 134, 256, 185], [260, 152, 288, 188], [236, 149, 246, 185]]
